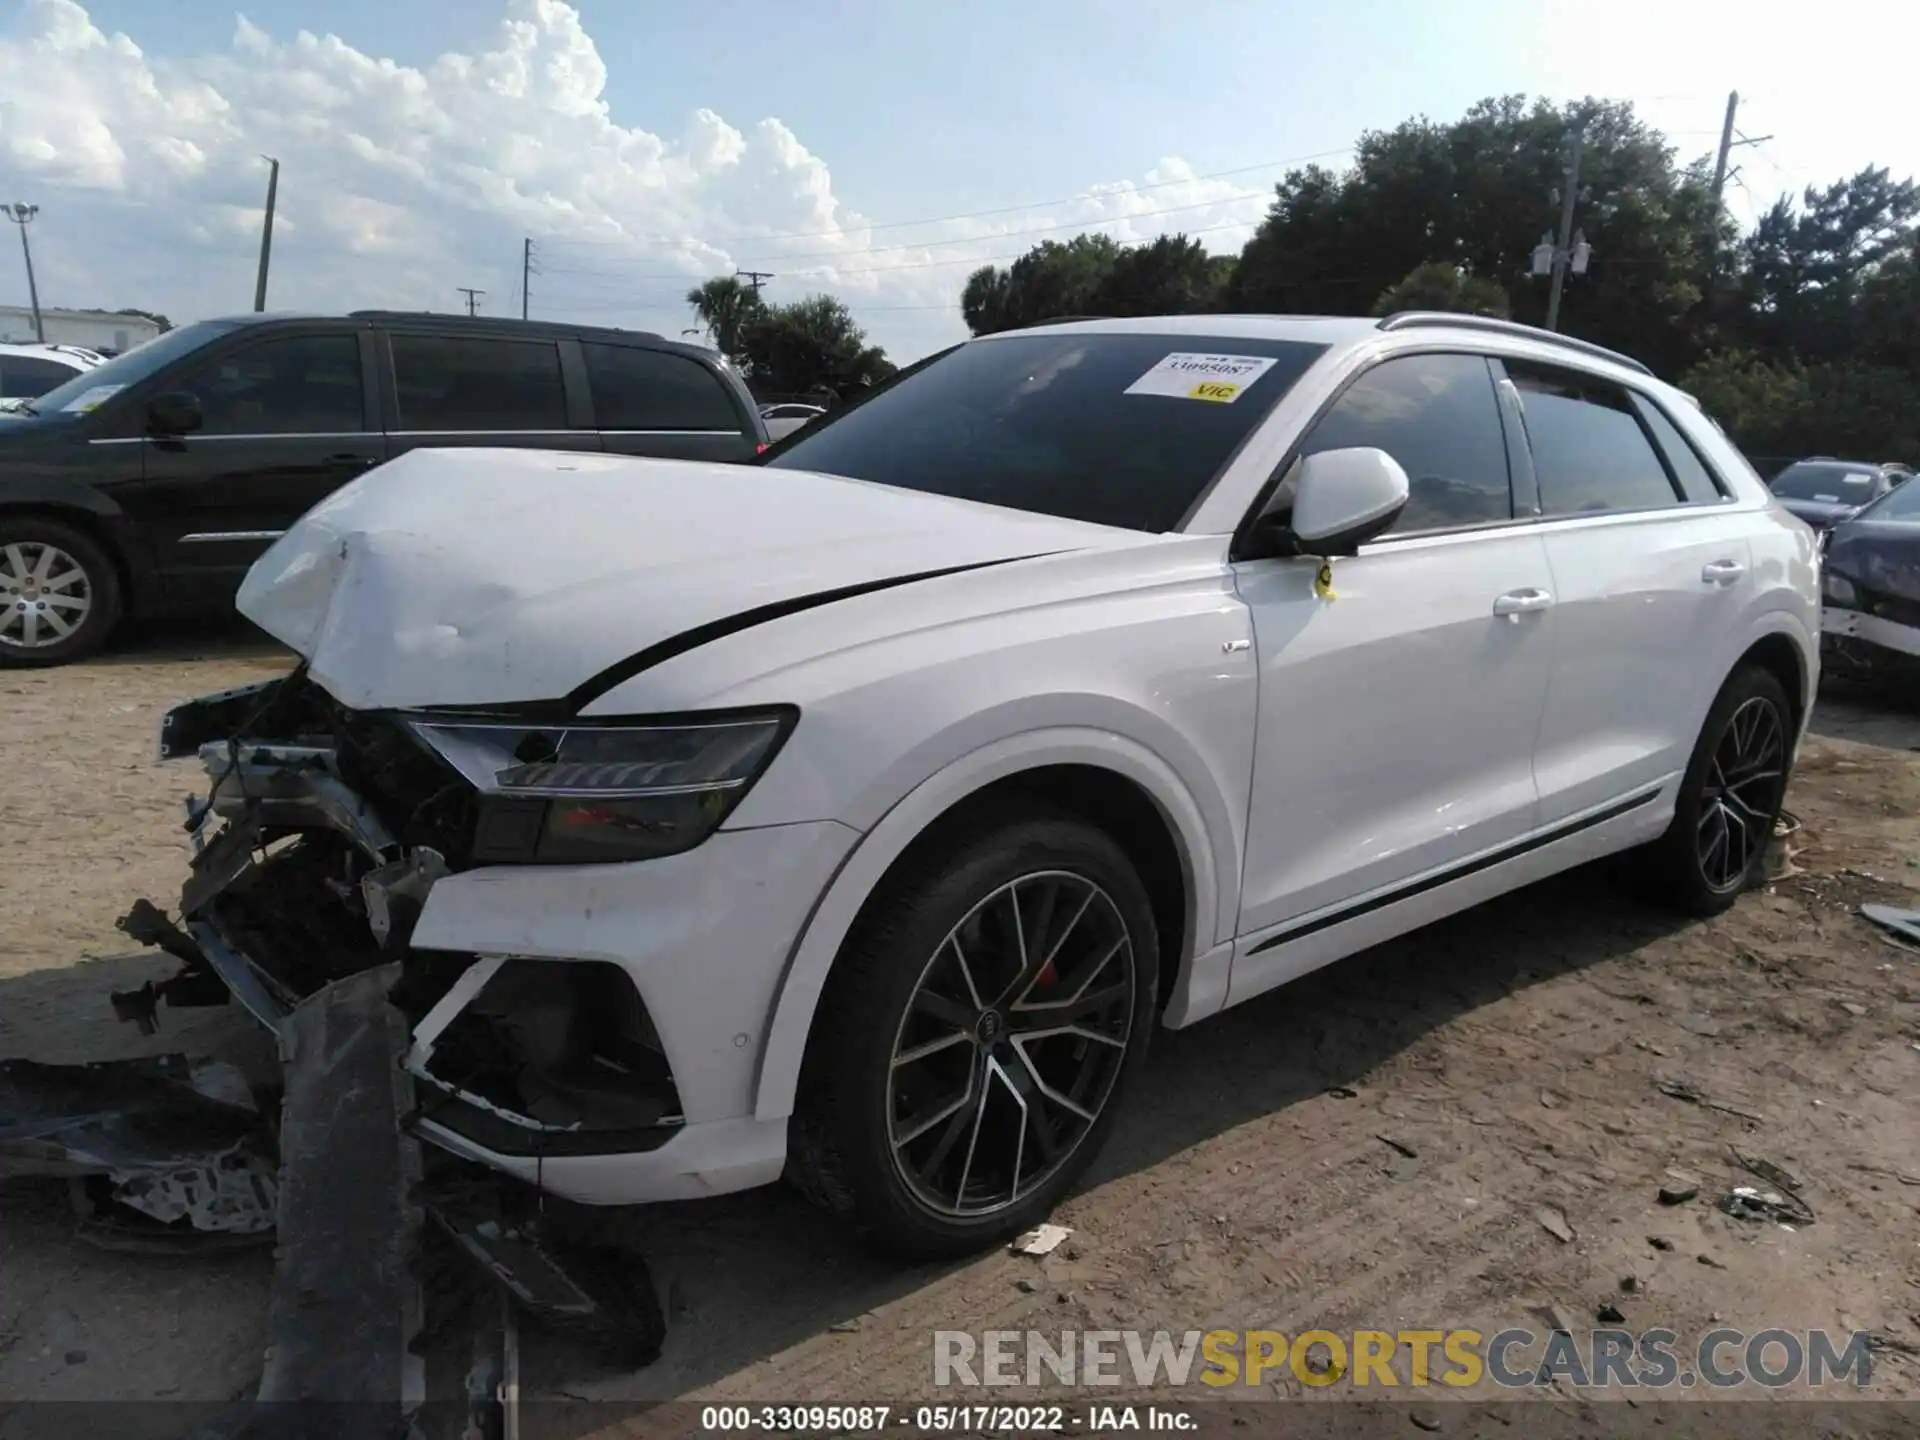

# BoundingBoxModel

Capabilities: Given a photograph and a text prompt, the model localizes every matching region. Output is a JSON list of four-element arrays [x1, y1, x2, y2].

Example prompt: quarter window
[[1629, 394, 1725, 504], [1296, 353, 1515, 534], [582, 344, 741, 431], [172, 334, 365, 435], [390, 336, 567, 432], [1508, 364, 1683, 516]]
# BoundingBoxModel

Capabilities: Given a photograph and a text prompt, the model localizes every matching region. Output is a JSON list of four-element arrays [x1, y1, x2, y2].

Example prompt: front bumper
[[1821, 604, 1920, 680], [152, 679, 858, 1207]]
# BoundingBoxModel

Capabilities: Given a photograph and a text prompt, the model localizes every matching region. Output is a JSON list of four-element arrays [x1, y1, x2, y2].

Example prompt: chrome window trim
[[179, 530, 287, 544]]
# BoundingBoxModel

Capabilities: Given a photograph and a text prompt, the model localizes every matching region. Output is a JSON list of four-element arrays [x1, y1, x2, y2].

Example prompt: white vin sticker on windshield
[[1125, 352, 1278, 404]]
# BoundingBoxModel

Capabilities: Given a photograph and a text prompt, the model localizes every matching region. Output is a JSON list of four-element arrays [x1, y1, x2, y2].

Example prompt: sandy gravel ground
[[1, 625, 1916, 1430]]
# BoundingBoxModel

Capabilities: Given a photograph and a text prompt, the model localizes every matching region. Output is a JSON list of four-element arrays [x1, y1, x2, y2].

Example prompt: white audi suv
[[155, 312, 1819, 1258]]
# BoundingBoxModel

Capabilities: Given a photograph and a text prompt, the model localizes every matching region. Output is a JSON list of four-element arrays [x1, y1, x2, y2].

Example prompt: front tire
[[0, 516, 122, 668], [788, 806, 1158, 1260], [1639, 665, 1794, 916]]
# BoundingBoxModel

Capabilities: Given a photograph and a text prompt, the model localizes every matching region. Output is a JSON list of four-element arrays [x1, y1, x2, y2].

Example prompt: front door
[[139, 330, 383, 610], [1230, 351, 1556, 1003]]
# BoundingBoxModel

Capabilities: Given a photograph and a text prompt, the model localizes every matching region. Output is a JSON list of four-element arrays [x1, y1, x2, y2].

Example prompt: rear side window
[[172, 333, 365, 435], [767, 332, 1326, 532], [583, 344, 741, 431], [391, 336, 566, 431], [1631, 395, 1725, 504], [1297, 353, 1513, 534], [1508, 364, 1682, 516], [0, 355, 78, 399]]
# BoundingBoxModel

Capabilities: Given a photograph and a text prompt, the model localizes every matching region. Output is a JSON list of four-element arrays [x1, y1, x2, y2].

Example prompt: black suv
[[0, 311, 769, 666]]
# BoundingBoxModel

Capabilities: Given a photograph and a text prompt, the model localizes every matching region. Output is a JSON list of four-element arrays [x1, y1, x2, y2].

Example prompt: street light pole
[[2, 203, 45, 342], [1544, 130, 1584, 333]]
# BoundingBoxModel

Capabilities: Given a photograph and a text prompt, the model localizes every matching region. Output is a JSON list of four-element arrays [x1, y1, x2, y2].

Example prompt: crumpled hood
[[238, 447, 1126, 711], [1825, 519, 1920, 606]]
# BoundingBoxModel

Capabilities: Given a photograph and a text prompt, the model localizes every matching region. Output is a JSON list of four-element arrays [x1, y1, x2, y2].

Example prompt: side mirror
[[1248, 447, 1411, 559], [147, 391, 203, 437]]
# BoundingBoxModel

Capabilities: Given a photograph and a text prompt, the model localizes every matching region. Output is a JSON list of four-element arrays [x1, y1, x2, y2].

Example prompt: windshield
[[26, 321, 242, 416], [766, 331, 1328, 531], [1770, 461, 1881, 503]]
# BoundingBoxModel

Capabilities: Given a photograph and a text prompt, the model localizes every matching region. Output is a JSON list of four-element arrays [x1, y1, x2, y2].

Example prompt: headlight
[[1822, 572, 1858, 607], [407, 709, 793, 864]]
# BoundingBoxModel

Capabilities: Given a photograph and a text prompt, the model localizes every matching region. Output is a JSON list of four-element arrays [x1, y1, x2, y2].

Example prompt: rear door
[[1507, 359, 1756, 825], [381, 331, 602, 460], [137, 328, 383, 608], [582, 341, 761, 462]]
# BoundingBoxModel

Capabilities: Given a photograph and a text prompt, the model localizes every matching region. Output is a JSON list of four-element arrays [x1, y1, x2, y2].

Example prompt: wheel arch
[[749, 729, 1221, 1123]]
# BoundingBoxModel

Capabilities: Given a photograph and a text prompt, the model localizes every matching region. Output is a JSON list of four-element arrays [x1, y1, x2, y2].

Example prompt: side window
[[390, 336, 567, 432], [170, 334, 365, 435], [0, 356, 77, 399], [1629, 394, 1725, 504], [1295, 352, 1514, 534], [1508, 364, 1683, 516], [582, 344, 741, 431]]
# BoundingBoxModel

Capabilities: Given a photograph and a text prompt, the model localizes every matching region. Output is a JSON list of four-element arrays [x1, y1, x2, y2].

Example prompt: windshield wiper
[[11, 399, 39, 416]]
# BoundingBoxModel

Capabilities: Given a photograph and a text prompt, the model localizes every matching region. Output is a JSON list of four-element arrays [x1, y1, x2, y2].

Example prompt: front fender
[[748, 726, 1227, 1123]]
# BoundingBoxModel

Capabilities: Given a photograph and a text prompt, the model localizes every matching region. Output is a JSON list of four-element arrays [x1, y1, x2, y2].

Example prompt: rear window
[[1770, 462, 1881, 502], [583, 343, 741, 431], [766, 332, 1326, 531], [391, 335, 567, 432]]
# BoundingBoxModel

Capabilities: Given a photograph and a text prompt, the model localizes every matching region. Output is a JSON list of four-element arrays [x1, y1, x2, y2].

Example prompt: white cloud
[[0, 0, 1273, 357]]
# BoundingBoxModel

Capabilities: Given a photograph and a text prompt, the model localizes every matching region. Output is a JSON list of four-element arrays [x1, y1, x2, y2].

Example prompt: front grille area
[[304, 688, 481, 867]]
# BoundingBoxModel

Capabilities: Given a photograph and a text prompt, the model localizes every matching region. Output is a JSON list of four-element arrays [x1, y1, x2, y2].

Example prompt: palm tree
[[685, 276, 764, 361]]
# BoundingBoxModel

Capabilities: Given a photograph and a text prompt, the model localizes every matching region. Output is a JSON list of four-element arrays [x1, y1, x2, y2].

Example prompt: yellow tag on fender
[[1313, 561, 1336, 600]]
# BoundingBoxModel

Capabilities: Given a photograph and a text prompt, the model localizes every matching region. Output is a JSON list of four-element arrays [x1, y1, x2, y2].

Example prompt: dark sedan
[[1770, 458, 1907, 530]]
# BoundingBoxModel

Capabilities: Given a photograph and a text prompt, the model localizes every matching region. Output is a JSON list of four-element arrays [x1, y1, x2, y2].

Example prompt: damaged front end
[[129, 668, 689, 1164]]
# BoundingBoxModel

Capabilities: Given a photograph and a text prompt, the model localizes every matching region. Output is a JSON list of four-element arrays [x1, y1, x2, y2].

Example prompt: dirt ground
[[2, 624, 1917, 1427]]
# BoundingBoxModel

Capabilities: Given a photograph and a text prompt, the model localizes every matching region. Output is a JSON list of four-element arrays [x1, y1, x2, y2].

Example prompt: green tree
[[1371, 261, 1511, 319], [738, 294, 894, 398], [959, 233, 1123, 334], [113, 307, 173, 332], [685, 275, 765, 362], [1087, 234, 1226, 317], [1227, 96, 1718, 375]]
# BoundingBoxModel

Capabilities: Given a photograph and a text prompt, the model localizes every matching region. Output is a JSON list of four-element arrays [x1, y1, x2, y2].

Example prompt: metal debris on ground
[[1535, 1205, 1574, 1243], [1652, 1077, 1764, 1121], [1676, 1013, 1723, 1038], [0, 1054, 278, 1249], [1012, 1222, 1074, 1256], [1720, 1185, 1815, 1227], [1730, 1149, 1806, 1196], [1657, 1184, 1698, 1206], [1859, 904, 1920, 948]]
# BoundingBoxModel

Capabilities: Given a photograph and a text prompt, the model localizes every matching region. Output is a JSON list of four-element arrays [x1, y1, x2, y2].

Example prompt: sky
[[2, 0, 1916, 363]]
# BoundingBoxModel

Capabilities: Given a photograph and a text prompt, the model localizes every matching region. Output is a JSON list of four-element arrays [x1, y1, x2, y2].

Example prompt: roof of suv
[[193, 311, 670, 346]]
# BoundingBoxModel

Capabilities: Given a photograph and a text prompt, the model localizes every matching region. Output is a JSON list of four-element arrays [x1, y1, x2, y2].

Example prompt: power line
[[455, 286, 485, 316]]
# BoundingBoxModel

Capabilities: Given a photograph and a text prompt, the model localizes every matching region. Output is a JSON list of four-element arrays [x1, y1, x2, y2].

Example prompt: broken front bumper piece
[[125, 677, 697, 1196]]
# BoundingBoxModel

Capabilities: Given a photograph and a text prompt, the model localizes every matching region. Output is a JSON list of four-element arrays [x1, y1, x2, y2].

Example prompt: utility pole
[[1544, 128, 1584, 333], [456, 287, 485, 316], [1706, 92, 1771, 282], [1, 203, 43, 341], [253, 156, 279, 312], [521, 238, 532, 320], [736, 269, 774, 294]]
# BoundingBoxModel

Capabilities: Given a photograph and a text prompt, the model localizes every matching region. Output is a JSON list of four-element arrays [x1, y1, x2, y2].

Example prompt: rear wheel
[[1639, 665, 1794, 916], [0, 516, 122, 668], [788, 806, 1157, 1260]]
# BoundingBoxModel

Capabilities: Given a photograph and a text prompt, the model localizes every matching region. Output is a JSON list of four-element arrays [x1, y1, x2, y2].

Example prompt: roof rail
[[1376, 311, 1654, 377]]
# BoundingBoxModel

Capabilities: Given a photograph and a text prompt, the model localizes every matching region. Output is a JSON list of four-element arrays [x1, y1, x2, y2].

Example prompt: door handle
[[326, 453, 377, 466], [1701, 559, 1746, 585], [1492, 587, 1555, 619]]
